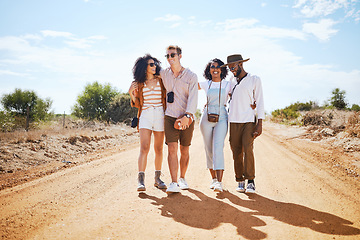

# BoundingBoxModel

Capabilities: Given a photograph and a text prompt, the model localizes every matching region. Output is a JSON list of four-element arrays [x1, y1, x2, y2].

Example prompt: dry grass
[[346, 111, 360, 137], [0, 118, 118, 144]]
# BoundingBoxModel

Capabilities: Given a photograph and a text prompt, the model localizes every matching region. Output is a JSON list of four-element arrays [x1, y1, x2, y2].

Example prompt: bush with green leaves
[[107, 93, 137, 123], [0, 89, 53, 131], [330, 88, 347, 110], [271, 108, 300, 122], [0, 111, 15, 132], [72, 82, 119, 121], [350, 104, 360, 112]]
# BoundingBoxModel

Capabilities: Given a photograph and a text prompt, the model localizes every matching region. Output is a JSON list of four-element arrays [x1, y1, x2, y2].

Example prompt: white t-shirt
[[199, 80, 231, 95]]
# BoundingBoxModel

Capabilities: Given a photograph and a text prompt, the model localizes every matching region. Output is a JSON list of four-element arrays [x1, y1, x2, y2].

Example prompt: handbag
[[131, 108, 138, 128], [206, 80, 221, 123], [131, 117, 138, 128]]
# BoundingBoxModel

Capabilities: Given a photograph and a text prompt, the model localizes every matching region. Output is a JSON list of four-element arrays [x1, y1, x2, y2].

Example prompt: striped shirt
[[142, 80, 163, 110]]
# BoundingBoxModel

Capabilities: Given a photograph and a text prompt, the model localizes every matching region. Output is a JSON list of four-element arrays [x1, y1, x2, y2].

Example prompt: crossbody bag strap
[[206, 80, 221, 114]]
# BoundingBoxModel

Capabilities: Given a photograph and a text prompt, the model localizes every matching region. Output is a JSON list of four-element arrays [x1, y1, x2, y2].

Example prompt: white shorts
[[139, 107, 165, 132]]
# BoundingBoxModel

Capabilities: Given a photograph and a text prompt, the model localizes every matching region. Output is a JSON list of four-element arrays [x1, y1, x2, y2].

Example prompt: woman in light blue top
[[198, 58, 230, 192]]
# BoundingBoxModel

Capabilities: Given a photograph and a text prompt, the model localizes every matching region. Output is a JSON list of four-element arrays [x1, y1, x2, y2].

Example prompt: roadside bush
[[350, 104, 360, 112], [72, 82, 119, 121], [107, 93, 137, 124], [0, 111, 15, 132], [271, 108, 300, 124], [1, 88, 53, 122], [302, 112, 331, 126]]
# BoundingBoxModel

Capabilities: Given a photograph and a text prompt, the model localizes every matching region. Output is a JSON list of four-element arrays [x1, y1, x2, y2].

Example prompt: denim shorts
[[139, 106, 165, 132]]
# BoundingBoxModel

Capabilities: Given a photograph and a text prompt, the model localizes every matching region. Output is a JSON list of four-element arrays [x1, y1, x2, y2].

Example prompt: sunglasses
[[148, 63, 156, 67], [210, 65, 221, 69], [165, 53, 178, 59], [228, 65, 238, 71]]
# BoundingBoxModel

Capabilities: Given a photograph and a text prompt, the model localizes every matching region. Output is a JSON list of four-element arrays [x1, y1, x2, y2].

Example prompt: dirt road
[[1, 123, 360, 239]]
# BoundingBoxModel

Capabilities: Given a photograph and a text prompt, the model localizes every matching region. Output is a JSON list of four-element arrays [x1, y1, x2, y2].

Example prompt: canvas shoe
[[236, 181, 246, 193], [246, 181, 256, 193], [210, 179, 218, 189], [166, 182, 181, 193], [178, 178, 189, 190], [214, 181, 223, 192]]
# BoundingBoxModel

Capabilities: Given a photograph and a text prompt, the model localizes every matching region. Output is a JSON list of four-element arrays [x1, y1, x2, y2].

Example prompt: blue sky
[[0, 0, 359, 114]]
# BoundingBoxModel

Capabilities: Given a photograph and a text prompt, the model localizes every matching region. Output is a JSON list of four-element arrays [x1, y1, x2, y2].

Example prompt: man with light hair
[[160, 45, 198, 193]]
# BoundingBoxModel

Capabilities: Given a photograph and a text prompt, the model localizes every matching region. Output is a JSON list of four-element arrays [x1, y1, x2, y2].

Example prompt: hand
[[129, 82, 138, 96], [250, 101, 256, 110], [252, 121, 262, 138], [180, 116, 190, 129]]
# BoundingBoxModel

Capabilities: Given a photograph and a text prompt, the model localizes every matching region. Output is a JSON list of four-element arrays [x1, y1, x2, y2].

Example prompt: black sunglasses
[[210, 65, 221, 69], [165, 53, 178, 59], [228, 65, 238, 71], [148, 63, 156, 67]]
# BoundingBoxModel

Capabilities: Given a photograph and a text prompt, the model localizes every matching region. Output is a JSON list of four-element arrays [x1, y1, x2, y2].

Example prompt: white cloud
[[216, 18, 306, 40], [0, 70, 29, 77], [216, 18, 259, 30], [154, 14, 182, 22], [293, 0, 354, 18], [21, 34, 42, 41], [169, 23, 181, 28], [41, 30, 73, 38], [88, 35, 107, 40], [261, 3, 267, 7], [303, 18, 338, 41]]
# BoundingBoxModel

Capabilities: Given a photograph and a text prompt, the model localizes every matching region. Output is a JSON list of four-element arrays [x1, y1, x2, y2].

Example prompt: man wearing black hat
[[222, 54, 265, 193]]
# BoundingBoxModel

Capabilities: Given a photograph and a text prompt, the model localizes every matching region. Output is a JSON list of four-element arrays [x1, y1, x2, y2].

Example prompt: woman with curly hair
[[129, 54, 167, 191], [198, 58, 230, 192]]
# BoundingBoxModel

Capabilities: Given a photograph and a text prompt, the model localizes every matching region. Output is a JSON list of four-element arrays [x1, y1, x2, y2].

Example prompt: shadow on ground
[[139, 189, 360, 239]]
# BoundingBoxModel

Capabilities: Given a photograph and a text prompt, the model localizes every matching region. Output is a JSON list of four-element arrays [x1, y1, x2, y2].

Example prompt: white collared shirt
[[228, 73, 265, 123]]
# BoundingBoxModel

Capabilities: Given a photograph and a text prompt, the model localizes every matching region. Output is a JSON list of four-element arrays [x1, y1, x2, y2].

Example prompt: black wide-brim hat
[[221, 54, 250, 67]]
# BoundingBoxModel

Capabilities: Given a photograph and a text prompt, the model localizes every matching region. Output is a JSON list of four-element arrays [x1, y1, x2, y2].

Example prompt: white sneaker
[[178, 178, 189, 190], [236, 181, 246, 193], [166, 182, 181, 193], [210, 179, 218, 189], [246, 182, 255, 193], [214, 181, 223, 192]]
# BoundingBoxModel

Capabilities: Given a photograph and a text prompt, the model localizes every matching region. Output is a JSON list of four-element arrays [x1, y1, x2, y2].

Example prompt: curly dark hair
[[203, 58, 228, 81], [132, 54, 161, 83]]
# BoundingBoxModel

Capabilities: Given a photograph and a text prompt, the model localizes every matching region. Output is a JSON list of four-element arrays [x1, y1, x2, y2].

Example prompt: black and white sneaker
[[246, 181, 255, 193]]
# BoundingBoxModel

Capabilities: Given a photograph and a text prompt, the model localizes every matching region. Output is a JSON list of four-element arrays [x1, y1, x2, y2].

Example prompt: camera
[[131, 117, 138, 128], [167, 91, 174, 103]]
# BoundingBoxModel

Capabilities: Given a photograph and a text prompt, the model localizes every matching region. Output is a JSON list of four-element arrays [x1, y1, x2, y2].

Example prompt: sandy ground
[[1, 122, 360, 239]]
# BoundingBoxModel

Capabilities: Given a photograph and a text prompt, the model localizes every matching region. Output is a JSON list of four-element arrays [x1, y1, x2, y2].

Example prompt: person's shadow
[[139, 190, 267, 239], [139, 189, 360, 239], [217, 191, 360, 236]]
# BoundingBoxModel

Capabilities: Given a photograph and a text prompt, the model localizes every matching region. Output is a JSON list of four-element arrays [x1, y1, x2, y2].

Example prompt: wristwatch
[[184, 113, 193, 121]]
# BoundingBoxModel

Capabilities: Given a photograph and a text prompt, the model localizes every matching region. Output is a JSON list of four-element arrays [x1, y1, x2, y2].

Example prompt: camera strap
[[228, 73, 247, 106]]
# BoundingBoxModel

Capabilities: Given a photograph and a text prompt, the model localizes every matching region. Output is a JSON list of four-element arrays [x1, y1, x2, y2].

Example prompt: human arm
[[182, 73, 198, 127], [128, 81, 140, 108], [253, 119, 262, 138]]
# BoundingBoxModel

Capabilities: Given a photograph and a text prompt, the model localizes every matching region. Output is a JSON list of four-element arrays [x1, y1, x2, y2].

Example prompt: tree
[[351, 104, 360, 111], [330, 88, 347, 110], [72, 81, 119, 121], [1, 88, 52, 121]]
